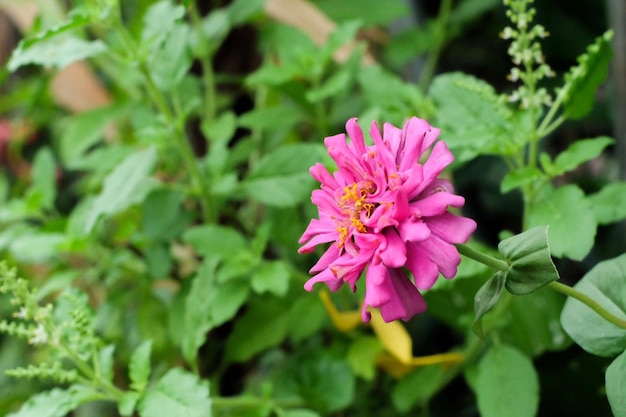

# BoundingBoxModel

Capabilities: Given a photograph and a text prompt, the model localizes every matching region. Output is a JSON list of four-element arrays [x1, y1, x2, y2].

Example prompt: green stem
[[419, 0, 452, 90], [455, 244, 509, 272], [548, 281, 626, 329], [212, 396, 304, 409]]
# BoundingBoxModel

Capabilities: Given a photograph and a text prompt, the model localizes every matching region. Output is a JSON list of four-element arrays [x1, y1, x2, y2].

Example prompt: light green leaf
[[148, 23, 192, 92], [283, 410, 321, 417], [306, 69, 353, 103], [500, 166, 544, 193], [83, 147, 159, 233], [138, 368, 211, 417], [129, 340, 153, 392], [498, 226, 560, 295], [391, 365, 445, 413], [251, 260, 291, 296], [526, 185, 596, 260], [9, 36, 107, 71], [286, 294, 327, 342], [346, 336, 384, 381], [561, 254, 626, 357], [227, 0, 266, 25], [243, 144, 326, 207], [141, 1, 185, 48], [548, 137, 613, 177], [562, 30, 613, 119], [606, 351, 626, 417], [10, 233, 67, 263], [472, 272, 506, 337], [475, 345, 539, 417], [238, 107, 303, 131], [59, 104, 126, 168], [589, 182, 626, 225], [98, 345, 115, 384], [7, 386, 94, 417], [119, 392, 140, 417]]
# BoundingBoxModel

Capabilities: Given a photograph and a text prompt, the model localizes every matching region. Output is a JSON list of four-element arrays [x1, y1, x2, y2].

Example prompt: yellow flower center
[[336, 183, 376, 248]]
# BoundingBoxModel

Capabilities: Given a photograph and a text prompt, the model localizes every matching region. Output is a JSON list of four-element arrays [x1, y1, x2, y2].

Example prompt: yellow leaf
[[369, 308, 413, 364], [318, 290, 362, 332]]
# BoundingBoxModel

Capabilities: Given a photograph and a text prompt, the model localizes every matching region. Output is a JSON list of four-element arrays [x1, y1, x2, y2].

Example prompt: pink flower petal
[[377, 229, 407, 268], [379, 268, 427, 322], [426, 212, 477, 244]]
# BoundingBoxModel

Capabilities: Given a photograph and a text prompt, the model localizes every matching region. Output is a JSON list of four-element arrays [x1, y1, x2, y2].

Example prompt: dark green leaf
[[498, 226, 560, 294], [561, 254, 626, 356], [549, 137, 613, 177], [473, 272, 506, 337], [500, 166, 544, 193], [589, 182, 626, 225], [526, 185, 596, 260], [138, 368, 211, 417], [606, 351, 626, 417], [562, 30, 613, 119], [474, 344, 539, 417], [141, 188, 187, 241], [129, 340, 153, 392], [391, 364, 445, 413], [226, 296, 289, 362], [315, 0, 408, 25]]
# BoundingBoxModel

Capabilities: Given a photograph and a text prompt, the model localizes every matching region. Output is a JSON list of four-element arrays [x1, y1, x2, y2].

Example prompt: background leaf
[[138, 368, 211, 417], [589, 182, 626, 225], [561, 254, 626, 356], [606, 351, 626, 417], [129, 340, 153, 392], [474, 344, 539, 417], [526, 185, 596, 260], [547, 136, 613, 177]]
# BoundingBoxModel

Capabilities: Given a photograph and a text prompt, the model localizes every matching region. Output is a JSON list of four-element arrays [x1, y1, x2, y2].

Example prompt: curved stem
[[455, 244, 509, 272], [418, 0, 452, 90], [548, 281, 626, 329]]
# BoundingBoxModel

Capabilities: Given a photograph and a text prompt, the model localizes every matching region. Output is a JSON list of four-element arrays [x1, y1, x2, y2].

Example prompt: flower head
[[298, 117, 476, 322]]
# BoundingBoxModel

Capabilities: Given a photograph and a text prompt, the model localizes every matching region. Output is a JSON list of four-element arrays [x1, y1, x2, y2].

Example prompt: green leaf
[[391, 365, 445, 413], [286, 294, 327, 341], [526, 185, 596, 260], [315, 0, 408, 25], [148, 23, 192, 92], [138, 368, 211, 417], [562, 30, 613, 119], [276, 350, 355, 414], [589, 182, 626, 225], [7, 386, 94, 417], [548, 136, 613, 177], [183, 224, 248, 259], [59, 105, 125, 169], [119, 392, 140, 417], [129, 340, 153, 392], [346, 336, 384, 381], [141, 1, 185, 48], [83, 147, 159, 233], [25, 147, 56, 210], [283, 410, 321, 417], [182, 259, 250, 363], [500, 166, 544, 193], [98, 345, 115, 384], [472, 272, 506, 337], [429, 72, 514, 162], [561, 254, 626, 357], [306, 69, 353, 103], [606, 351, 626, 417], [243, 144, 326, 207], [498, 226, 560, 295], [474, 345, 539, 417], [141, 188, 187, 241], [226, 296, 289, 362], [238, 107, 303, 131], [9, 232, 67, 263], [227, 0, 266, 25], [9, 36, 107, 71], [251, 260, 291, 296]]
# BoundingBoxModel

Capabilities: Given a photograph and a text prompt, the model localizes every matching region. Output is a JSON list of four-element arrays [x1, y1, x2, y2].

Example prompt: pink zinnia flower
[[298, 117, 477, 322]]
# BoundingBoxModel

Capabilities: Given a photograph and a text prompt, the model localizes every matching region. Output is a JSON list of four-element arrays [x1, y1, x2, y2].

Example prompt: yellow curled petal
[[369, 308, 413, 364], [319, 290, 362, 332]]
